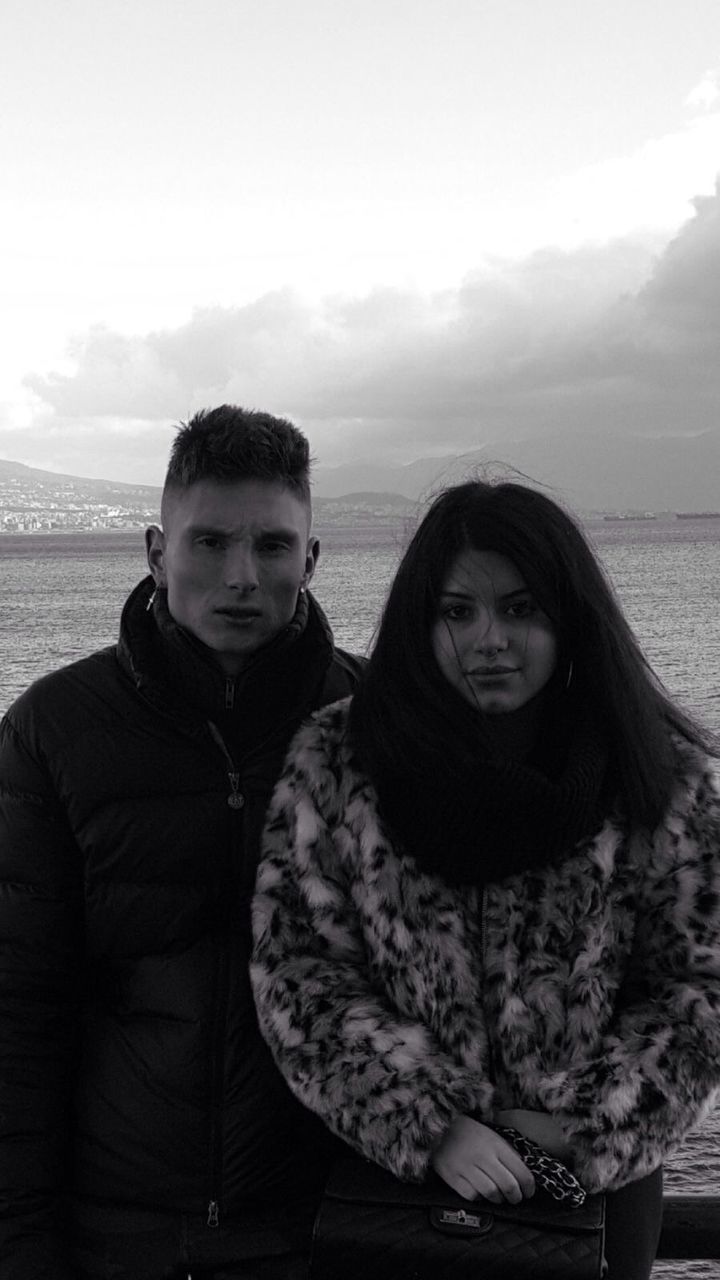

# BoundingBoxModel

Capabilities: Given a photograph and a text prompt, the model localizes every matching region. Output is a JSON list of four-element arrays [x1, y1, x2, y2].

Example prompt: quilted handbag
[[310, 1156, 607, 1280]]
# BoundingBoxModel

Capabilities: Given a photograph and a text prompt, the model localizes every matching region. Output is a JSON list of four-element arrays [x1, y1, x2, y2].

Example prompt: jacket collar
[[117, 576, 334, 742]]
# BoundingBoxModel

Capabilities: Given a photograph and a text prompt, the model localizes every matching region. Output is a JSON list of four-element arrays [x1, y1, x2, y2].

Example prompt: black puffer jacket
[[0, 577, 362, 1278]]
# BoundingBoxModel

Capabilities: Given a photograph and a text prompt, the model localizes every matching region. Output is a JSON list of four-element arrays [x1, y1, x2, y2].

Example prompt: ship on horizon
[[675, 511, 720, 519], [603, 513, 658, 521]]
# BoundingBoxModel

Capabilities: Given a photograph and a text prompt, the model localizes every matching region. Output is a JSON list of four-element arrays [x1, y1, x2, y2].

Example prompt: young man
[[0, 407, 363, 1279]]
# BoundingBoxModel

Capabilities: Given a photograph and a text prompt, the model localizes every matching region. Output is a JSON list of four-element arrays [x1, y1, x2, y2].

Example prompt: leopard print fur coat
[[251, 698, 720, 1193]]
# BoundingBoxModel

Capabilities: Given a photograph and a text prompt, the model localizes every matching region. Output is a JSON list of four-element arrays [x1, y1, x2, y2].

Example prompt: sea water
[[1, 518, 719, 1276]]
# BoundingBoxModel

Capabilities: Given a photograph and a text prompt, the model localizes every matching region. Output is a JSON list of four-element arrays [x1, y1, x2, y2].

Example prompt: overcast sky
[[3, 0, 720, 481]]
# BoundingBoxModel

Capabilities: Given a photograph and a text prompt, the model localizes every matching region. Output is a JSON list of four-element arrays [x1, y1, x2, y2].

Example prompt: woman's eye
[[441, 605, 471, 622], [506, 598, 536, 619]]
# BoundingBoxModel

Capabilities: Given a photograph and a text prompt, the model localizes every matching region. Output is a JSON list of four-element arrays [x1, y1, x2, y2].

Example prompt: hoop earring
[[565, 660, 574, 691]]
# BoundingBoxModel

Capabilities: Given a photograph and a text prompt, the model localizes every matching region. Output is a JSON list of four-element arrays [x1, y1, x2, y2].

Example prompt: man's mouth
[[215, 607, 262, 620]]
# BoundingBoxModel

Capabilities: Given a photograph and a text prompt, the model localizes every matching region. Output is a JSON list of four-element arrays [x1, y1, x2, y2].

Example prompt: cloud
[[686, 68, 720, 111], [14, 178, 720, 479], [639, 186, 720, 333]]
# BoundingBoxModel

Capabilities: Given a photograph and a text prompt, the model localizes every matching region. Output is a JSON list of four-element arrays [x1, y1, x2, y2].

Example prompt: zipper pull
[[207, 1199, 220, 1228], [227, 772, 245, 809], [225, 678, 235, 711], [206, 722, 244, 808]]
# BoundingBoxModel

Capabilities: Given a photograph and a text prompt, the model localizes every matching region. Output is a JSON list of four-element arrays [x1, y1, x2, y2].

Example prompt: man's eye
[[261, 541, 289, 554], [196, 536, 223, 549]]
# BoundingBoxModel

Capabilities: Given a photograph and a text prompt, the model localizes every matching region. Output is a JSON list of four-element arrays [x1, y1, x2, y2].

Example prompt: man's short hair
[[163, 405, 312, 507]]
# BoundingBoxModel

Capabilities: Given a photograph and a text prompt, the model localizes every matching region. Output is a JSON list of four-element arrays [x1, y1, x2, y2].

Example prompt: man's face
[[146, 478, 318, 674]]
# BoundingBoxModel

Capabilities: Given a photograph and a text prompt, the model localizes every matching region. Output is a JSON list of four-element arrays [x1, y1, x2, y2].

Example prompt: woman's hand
[[431, 1115, 536, 1204], [494, 1109, 572, 1160]]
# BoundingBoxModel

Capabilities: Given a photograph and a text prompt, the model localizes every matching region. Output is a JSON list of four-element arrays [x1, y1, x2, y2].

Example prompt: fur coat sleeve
[[250, 702, 494, 1182], [535, 760, 720, 1191]]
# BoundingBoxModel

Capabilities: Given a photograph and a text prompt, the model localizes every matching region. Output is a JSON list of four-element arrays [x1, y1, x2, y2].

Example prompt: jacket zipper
[[198, 660, 342, 1223], [207, 722, 245, 810], [205, 721, 245, 1227]]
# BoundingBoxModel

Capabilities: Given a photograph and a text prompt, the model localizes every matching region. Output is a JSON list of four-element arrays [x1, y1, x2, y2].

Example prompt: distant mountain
[[313, 455, 465, 500], [314, 428, 720, 512], [2, 425, 719, 524], [0, 457, 160, 498], [325, 490, 413, 506]]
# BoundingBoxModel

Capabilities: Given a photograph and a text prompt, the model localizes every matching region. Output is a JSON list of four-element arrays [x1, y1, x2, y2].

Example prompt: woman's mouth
[[467, 666, 518, 677]]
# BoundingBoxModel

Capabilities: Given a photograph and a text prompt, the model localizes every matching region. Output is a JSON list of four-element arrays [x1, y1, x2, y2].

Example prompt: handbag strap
[[493, 1126, 587, 1206]]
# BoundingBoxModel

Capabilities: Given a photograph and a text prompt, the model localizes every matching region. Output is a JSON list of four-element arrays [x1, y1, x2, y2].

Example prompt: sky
[[3, 0, 720, 483]]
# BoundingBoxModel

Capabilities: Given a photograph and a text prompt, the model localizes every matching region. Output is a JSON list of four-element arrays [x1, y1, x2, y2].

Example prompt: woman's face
[[431, 548, 558, 714]]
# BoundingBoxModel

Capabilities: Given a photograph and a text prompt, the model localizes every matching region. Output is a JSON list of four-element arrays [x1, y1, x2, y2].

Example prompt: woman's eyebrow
[[439, 585, 529, 602], [499, 587, 530, 602]]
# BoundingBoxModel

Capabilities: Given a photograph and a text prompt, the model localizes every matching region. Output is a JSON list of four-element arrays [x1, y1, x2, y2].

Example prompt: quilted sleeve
[[250, 711, 492, 1182], [0, 708, 83, 1279], [537, 764, 720, 1192]]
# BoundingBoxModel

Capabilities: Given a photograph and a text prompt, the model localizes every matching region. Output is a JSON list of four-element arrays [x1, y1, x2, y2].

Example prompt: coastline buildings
[[0, 469, 160, 532], [0, 467, 418, 533], [0, 461, 717, 532]]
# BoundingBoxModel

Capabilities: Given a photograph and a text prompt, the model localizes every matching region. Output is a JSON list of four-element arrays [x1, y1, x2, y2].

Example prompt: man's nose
[[224, 548, 259, 591]]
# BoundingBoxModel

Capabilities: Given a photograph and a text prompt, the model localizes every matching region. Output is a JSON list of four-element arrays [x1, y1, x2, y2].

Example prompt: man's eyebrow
[[186, 523, 231, 537], [187, 523, 300, 539], [258, 526, 301, 540]]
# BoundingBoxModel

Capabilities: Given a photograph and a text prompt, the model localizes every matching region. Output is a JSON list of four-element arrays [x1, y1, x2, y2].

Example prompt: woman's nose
[[472, 613, 509, 653]]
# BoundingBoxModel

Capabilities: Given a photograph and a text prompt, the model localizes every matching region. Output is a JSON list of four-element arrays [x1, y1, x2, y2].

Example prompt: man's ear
[[145, 525, 167, 586], [302, 536, 320, 590]]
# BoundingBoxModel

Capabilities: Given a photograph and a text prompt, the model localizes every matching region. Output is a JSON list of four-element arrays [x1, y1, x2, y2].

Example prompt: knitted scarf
[[368, 685, 611, 888]]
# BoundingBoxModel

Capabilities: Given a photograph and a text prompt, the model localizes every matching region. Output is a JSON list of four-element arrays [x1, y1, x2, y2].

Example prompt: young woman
[[251, 480, 720, 1279]]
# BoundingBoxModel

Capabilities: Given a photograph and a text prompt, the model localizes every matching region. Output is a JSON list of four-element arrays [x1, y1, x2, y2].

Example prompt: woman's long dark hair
[[349, 480, 717, 830]]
